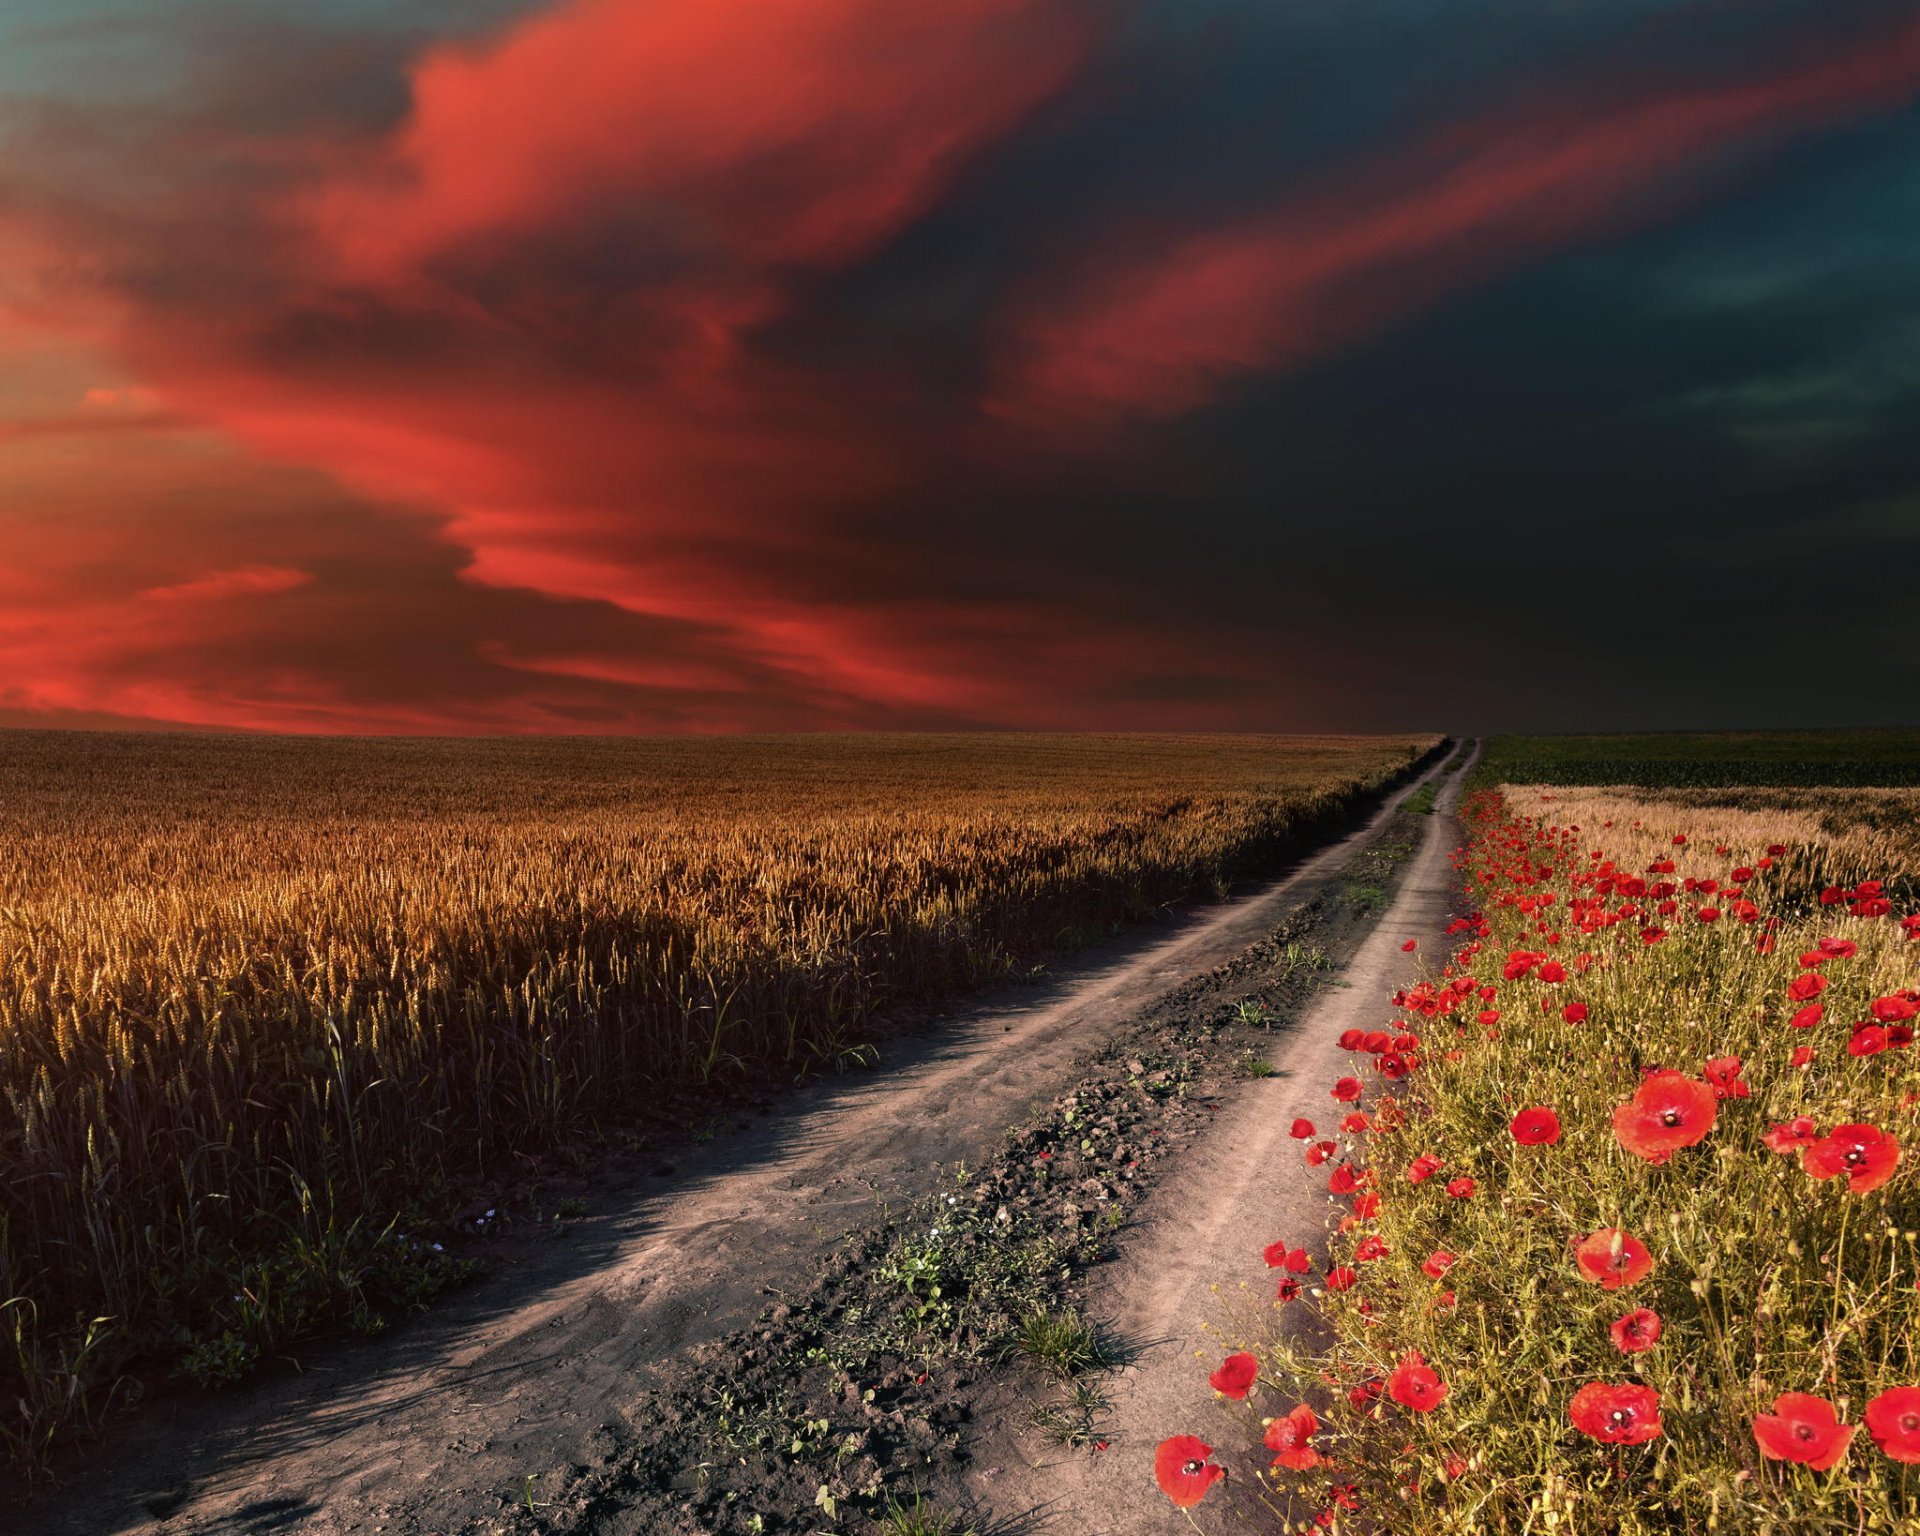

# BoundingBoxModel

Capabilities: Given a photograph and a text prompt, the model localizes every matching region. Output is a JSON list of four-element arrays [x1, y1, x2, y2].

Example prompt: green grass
[[1011, 1308, 1114, 1379], [1476, 729, 1920, 788]]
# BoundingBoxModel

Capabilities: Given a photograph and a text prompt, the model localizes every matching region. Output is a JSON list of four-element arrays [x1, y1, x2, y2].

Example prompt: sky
[[1, 0, 1917, 737]]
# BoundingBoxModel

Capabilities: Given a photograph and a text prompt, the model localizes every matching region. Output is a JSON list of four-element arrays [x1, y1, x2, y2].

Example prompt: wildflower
[[1421, 1249, 1456, 1278], [1864, 1386, 1920, 1463], [1848, 1025, 1889, 1057], [1324, 1266, 1358, 1291], [1752, 1393, 1854, 1470], [1573, 1228, 1653, 1290], [1763, 1116, 1818, 1154], [1803, 1123, 1900, 1193], [1407, 1153, 1444, 1183], [1510, 1106, 1561, 1145], [1790, 1045, 1815, 1068], [1265, 1404, 1325, 1470], [1568, 1382, 1662, 1444], [1612, 1071, 1717, 1164], [1445, 1177, 1476, 1199], [1562, 1002, 1589, 1024], [1789, 973, 1828, 1002], [1355, 1235, 1390, 1262], [1275, 1277, 1301, 1302], [1264, 1241, 1313, 1273], [1209, 1352, 1259, 1400], [1610, 1308, 1662, 1353], [1402, 939, 1418, 952], [1154, 1435, 1224, 1508], [1290, 1117, 1316, 1139], [1387, 1350, 1447, 1412], [1703, 1055, 1749, 1099], [1789, 1003, 1824, 1029], [1332, 1076, 1363, 1102]]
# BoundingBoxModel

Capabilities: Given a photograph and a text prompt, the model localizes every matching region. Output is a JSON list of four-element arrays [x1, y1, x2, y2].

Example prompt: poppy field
[[0, 728, 1435, 1469], [1158, 768, 1920, 1532]]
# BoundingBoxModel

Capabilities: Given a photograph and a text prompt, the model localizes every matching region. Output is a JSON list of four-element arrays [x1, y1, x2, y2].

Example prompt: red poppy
[[1790, 1003, 1825, 1029], [1562, 1002, 1589, 1024], [1789, 973, 1828, 1002], [1289, 1117, 1316, 1139], [1703, 1055, 1749, 1099], [1324, 1265, 1357, 1291], [1340, 1111, 1370, 1133], [1264, 1404, 1325, 1470], [1791, 1044, 1815, 1068], [1154, 1435, 1224, 1508], [1305, 1140, 1337, 1166], [1510, 1106, 1561, 1145], [1574, 1228, 1653, 1290], [1763, 1116, 1818, 1154], [1275, 1276, 1300, 1302], [1537, 960, 1567, 984], [1402, 939, 1418, 952], [1407, 1153, 1445, 1183], [1387, 1349, 1448, 1412], [1612, 1071, 1717, 1164], [1864, 1386, 1920, 1463], [1849, 1025, 1889, 1057], [1422, 1249, 1457, 1278], [1569, 1382, 1662, 1444], [1445, 1176, 1476, 1199], [1803, 1123, 1901, 1192], [1337, 1028, 1365, 1051], [1209, 1351, 1259, 1400], [1332, 1076, 1363, 1103], [1753, 1393, 1855, 1470], [1610, 1308, 1662, 1353]]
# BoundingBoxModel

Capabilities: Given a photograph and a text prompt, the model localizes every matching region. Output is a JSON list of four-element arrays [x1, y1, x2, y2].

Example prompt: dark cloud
[[0, 0, 1916, 735]]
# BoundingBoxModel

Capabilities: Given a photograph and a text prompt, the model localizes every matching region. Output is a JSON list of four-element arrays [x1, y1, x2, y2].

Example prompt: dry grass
[[0, 728, 1435, 1466]]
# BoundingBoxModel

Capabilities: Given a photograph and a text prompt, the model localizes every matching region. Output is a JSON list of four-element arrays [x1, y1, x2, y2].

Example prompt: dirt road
[[966, 741, 1477, 1531], [26, 751, 1459, 1536]]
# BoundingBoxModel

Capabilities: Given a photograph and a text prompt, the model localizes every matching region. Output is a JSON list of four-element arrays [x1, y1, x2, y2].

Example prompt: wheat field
[[0, 728, 1436, 1463]]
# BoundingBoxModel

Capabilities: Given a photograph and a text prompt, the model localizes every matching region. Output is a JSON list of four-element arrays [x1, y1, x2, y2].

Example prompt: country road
[[24, 746, 1466, 1536], [968, 739, 1478, 1531]]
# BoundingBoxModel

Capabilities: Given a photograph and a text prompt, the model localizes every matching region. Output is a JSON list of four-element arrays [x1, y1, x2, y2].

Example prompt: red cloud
[[993, 13, 1920, 424]]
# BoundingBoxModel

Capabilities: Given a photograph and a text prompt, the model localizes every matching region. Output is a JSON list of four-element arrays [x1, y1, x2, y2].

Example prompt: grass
[[1474, 729, 1920, 788], [1012, 1308, 1114, 1380], [1213, 778, 1920, 1533], [0, 727, 1438, 1468]]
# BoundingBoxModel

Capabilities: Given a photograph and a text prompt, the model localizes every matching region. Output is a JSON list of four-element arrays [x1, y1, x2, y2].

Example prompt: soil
[[18, 745, 1468, 1536]]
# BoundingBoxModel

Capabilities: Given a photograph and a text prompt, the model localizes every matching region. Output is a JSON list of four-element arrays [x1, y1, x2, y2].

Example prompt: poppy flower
[[1574, 1228, 1653, 1290], [1324, 1266, 1357, 1291], [1305, 1140, 1336, 1166], [1422, 1249, 1457, 1278], [1562, 1002, 1589, 1024], [1402, 939, 1418, 952], [1569, 1382, 1663, 1445], [1275, 1276, 1301, 1302], [1789, 1003, 1824, 1029], [1864, 1386, 1920, 1463], [1407, 1153, 1445, 1183], [1209, 1351, 1259, 1400], [1354, 1234, 1389, 1262], [1264, 1241, 1313, 1272], [1340, 1112, 1370, 1133], [1332, 1076, 1363, 1103], [1791, 1045, 1815, 1068], [1610, 1308, 1662, 1353], [1510, 1107, 1561, 1145], [1612, 1071, 1717, 1164], [1763, 1117, 1818, 1154], [1387, 1349, 1448, 1412], [1329, 1164, 1360, 1195], [1265, 1404, 1325, 1470], [1445, 1177, 1476, 1199], [1848, 1025, 1888, 1057], [1289, 1117, 1316, 1139], [1703, 1056, 1749, 1099], [1338, 1028, 1365, 1051], [1803, 1123, 1901, 1193], [1752, 1393, 1855, 1470], [1154, 1435, 1224, 1508], [1789, 973, 1828, 1002]]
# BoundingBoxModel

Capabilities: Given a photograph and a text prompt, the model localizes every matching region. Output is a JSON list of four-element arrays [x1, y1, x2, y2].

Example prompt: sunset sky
[[3, 0, 1917, 735]]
